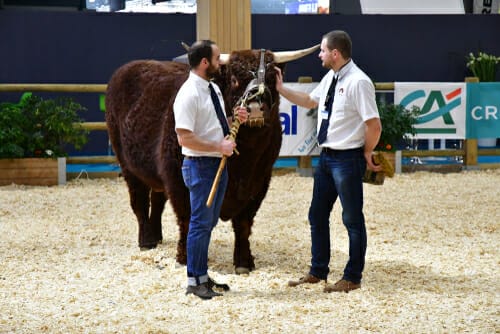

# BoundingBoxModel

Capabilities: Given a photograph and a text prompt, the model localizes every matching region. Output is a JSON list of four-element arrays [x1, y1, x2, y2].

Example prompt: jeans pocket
[[181, 165, 191, 188]]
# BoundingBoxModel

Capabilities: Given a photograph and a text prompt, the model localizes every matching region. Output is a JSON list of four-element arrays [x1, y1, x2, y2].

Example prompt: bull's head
[[176, 43, 319, 127], [216, 45, 319, 127]]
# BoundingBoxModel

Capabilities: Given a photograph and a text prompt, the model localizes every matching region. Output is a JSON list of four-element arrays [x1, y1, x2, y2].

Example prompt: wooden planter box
[[0, 158, 66, 186]]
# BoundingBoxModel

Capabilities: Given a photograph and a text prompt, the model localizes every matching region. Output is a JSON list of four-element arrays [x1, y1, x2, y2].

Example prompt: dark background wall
[[254, 14, 500, 83], [1, 9, 499, 155]]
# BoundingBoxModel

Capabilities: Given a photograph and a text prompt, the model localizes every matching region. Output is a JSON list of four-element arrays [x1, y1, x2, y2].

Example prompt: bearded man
[[174, 40, 248, 300]]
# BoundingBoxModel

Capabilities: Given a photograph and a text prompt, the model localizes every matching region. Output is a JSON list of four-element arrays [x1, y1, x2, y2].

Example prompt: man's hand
[[220, 137, 236, 156], [233, 106, 249, 124], [275, 66, 284, 92], [365, 151, 383, 172]]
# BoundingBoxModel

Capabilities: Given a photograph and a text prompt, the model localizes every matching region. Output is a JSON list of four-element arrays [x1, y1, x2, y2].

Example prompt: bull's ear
[[220, 54, 230, 65], [173, 53, 189, 64], [273, 44, 320, 63], [181, 41, 190, 51]]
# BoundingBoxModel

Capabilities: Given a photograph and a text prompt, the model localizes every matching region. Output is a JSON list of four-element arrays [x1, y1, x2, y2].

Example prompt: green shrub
[[377, 103, 420, 152], [0, 93, 88, 158]]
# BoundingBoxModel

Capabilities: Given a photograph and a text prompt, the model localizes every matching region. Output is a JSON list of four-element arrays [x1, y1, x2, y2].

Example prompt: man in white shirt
[[276, 30, 382, 293], [174, 40, 247, 300]]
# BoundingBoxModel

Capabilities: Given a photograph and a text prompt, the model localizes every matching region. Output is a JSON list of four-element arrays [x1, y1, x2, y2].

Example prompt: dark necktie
[[209, 83, 230, 137], [317, 75, 338, 144]]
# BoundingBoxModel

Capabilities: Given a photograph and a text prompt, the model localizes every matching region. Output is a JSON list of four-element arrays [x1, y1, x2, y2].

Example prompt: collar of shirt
[[333, 59, 354, 81], [188, 71, 211, 93]]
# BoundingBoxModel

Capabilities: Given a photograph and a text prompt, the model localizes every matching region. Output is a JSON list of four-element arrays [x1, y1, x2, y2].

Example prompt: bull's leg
[[175, 219, 189, 265], [165, 177, 191, 265], [149, 191, 166, 245], [231, 214, 255, 275], [123, 171, 159, 249]]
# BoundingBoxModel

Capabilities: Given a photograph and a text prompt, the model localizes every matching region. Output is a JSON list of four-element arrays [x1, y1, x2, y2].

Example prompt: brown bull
[[105, 45, 318, 273]]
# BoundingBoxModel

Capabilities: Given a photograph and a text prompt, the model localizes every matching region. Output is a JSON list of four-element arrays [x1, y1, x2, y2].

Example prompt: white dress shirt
[[174, 71, 226, 157], [310, 60, 379, 150]]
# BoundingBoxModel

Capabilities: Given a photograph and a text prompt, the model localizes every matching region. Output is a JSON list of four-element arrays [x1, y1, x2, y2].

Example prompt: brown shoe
[[324, 279, 361, 293], [288, 273, 324, 287]]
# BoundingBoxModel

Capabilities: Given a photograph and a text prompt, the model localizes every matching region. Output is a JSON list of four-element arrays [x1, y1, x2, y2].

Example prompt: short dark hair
[[188, 40, 215, 68], [323, 30, 352, 59]]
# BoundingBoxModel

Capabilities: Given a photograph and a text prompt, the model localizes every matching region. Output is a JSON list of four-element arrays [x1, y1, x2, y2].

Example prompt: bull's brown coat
[[105, 50, 283, 272]]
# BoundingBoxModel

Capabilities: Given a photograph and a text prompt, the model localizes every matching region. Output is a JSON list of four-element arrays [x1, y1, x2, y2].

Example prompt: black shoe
[[186, 282, 223, 300], [208, 276, 230, 291]]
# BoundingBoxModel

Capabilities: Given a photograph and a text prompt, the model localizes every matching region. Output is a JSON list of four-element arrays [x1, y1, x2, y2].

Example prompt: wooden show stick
[[206, 116, 242, 207]]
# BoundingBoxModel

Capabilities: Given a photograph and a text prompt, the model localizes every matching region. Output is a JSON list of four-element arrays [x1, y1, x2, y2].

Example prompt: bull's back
[[105, 60, 189, 186]]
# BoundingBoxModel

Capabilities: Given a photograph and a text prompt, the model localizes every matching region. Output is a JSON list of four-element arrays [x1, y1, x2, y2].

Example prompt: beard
[[206, 62, 220, 79], [321, 58, 331, 69]]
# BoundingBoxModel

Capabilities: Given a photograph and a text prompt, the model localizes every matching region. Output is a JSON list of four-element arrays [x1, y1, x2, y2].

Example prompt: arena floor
[[1, 169, 498, 333]]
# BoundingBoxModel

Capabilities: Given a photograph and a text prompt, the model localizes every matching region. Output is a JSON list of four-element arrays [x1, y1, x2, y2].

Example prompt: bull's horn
[[273, 44, 320, 63], [219, 44, 319, 65]]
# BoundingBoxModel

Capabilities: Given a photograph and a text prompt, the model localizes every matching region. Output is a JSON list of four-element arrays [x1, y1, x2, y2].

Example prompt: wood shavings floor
[[1, 169, 498, 333]]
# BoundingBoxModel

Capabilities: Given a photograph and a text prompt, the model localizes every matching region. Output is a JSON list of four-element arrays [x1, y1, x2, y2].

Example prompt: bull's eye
[[230, 75, 239, 89]]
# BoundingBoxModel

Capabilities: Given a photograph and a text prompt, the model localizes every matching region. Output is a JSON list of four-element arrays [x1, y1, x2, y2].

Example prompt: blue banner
[[466, 83, 500, 139]]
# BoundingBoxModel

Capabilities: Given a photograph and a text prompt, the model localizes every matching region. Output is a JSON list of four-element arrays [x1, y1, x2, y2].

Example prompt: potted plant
[[0, 93, 88, 185], [364, 103, 419, 185], [466, 51, 500, 83]]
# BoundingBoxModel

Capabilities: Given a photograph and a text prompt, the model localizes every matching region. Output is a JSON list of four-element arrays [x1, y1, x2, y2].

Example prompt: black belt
[[184, 156, 221, 160], [322, 147, 363, 155]]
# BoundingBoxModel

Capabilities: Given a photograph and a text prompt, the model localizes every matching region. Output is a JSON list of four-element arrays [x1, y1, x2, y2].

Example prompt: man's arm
[[364, 117, 383, 171], [176, 128, 235, 156], [275, 67, 318, 109]]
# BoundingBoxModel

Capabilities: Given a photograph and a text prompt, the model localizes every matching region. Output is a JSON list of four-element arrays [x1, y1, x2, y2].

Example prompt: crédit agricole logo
[[395, 83, 466, 139]]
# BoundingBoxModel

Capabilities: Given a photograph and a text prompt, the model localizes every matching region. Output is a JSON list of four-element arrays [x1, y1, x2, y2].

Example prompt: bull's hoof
[[139, 239, 162, 251], [176, 256, 187, 266], [139, 243, 158, 251], [235, 267, 250, 275]]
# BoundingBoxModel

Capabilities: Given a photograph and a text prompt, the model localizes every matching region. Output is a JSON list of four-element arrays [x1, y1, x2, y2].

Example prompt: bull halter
[[235, 49, 272, 127]]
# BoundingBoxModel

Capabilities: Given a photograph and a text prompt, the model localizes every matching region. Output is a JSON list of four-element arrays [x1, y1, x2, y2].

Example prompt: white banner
[[394, 82, 467, 139], [360, 0, 464, 14], [473, 0, 500, 13], [279, 82, 321, 156]]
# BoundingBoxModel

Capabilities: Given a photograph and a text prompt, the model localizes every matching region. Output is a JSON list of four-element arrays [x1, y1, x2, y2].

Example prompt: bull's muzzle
[[238, 80, 272, 127]]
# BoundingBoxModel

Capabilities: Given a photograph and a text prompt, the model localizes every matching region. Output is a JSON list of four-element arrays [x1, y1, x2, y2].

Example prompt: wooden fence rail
[[1, 83, 498, 173], [0, 84, 107, 93]]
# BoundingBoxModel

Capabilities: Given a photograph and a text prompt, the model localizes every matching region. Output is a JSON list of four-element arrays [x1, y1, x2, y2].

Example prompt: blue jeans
[[308, 148, 367, 284], [181, 157, 228, 281]]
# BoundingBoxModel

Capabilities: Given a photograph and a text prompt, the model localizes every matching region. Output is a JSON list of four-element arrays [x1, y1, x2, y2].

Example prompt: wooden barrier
[[0, 84, 107, 93], [67, 156, 117, 164], [80, 122, 108, 131], [1, 83, 498, 176], [0, 158, 66, 186]]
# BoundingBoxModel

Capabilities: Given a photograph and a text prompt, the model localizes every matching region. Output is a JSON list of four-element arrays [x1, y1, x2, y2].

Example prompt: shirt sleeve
[[353, 78, 379, 121], [174, 88, 198, 132]]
